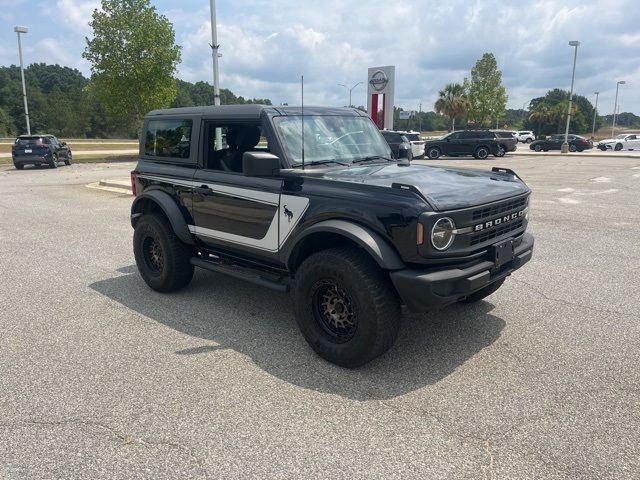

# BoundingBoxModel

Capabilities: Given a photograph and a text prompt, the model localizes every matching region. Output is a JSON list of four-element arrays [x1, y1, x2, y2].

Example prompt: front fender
[[289, 219, 405, 270], [131, 190, 194, 245]]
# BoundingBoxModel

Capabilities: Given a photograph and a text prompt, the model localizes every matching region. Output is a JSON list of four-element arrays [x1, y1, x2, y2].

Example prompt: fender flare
[[289, 219, 405, 270], [131, 190, 195, 245]]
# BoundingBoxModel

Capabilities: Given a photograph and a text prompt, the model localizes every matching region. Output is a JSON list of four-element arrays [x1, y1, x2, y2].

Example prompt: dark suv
[[380, 130, 412, 160], [425, 130, 517, 160], [12, 135, 72, 169], [130, 105, 534, 367]]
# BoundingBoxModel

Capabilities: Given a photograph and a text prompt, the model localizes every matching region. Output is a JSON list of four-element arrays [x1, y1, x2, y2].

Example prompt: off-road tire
[[64, 152, 73, 165], [293, 247, 401, 368], [459, 279, 505, 304], [133, 213, 194, 292], [427, 146, 441, 159], [49, 153, 58, 168], [474, 146, 489, 159]]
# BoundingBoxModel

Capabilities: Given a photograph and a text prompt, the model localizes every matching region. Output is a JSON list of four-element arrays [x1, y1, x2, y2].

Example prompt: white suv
[[398, 131, 425, 159], [517, 131, 535, 143]]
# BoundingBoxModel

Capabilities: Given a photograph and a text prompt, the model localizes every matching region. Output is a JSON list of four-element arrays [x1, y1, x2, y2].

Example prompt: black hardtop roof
[[17, 134, 54, 138], [146, 104, 366, 119]]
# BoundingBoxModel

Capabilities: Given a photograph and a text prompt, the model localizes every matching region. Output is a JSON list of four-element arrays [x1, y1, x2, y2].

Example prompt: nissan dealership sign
[[367, 65, 395, 130]]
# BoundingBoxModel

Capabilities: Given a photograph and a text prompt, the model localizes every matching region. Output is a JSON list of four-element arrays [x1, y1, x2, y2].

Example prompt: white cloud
[[0, 0, 639, 114]]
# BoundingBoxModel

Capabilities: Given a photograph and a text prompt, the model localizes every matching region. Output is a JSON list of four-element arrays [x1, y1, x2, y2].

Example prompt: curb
[[86, 179, 132, 194]]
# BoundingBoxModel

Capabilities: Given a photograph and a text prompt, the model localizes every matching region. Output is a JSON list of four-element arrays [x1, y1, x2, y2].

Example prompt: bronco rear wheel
[[293, 247, 401, 367], [133, 213, 194, 292]]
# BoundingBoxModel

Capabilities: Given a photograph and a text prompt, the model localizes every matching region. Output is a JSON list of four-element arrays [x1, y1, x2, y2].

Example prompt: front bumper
[[390, 232, 534, 311], [597, 143, 612, 151]]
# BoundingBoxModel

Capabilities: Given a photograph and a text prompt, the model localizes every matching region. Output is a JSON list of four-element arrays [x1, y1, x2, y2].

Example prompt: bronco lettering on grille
[[474, 210, 526, 232]]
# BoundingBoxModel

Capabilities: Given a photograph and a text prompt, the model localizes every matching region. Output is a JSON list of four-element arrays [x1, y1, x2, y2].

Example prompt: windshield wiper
[[352, 155, 395, 164], [292, 159, 350, 168]]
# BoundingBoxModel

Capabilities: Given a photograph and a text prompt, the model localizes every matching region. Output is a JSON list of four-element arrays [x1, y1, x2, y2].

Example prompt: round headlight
[[431, 217, 456, 251]]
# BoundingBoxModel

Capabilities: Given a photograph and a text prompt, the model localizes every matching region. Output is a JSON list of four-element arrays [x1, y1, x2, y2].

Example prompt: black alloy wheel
[[64, 151, 73, 165], [475, 146, 489, 159], [569, 144, 577, 152], [142, 236, 164, 274], [427, 147, 441, 159], [312, 281, 358, 342], [614, 143, 623, 151], [495, 145, 506, 157], [49, 153, 58, 168], [534, 144, 542, 152]]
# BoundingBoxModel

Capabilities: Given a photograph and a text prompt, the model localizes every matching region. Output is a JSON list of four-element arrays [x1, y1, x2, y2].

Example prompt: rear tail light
[[130, 171, 137, 196]]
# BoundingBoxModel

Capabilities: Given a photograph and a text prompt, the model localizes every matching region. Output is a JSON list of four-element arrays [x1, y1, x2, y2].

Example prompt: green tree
[[524, 89, 597, 136], [434, 83, 470, 131], [83, 0, 181, 135], [467, 53, 507, 127]]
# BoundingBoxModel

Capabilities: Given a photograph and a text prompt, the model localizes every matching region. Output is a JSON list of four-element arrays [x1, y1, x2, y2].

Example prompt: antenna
[[301, 75, 305, 170]]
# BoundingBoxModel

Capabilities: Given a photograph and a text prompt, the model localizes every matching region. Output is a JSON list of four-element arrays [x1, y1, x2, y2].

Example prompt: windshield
[[273, 115, 391, 164], [616, 134, 627, 139], [404, 133, 421, 141]]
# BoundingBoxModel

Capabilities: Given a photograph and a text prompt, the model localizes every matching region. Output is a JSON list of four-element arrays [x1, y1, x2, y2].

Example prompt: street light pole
[[612, 81, 626, 138], [562, 40, 580, 154], [209, 0, 223, 149], [14, 26, 30, 135], [591, 91, 599, 139], [348, 82, 362, 108]]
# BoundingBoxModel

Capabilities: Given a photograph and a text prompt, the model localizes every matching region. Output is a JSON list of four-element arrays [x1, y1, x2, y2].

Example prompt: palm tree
[[529, 102, 551, 136], [434, 83, 470, 132]]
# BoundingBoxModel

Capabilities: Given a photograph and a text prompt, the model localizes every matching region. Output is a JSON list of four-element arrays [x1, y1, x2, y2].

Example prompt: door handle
[[194, 185, 212, 195]]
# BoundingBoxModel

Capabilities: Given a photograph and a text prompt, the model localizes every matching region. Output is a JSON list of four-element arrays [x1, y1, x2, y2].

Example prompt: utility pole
[[14, 26, 30, 135], [591, 91, 599, 139], [209, 0, 222, 149], [612, 81, 626, 138], [562, 40, 580, 154]]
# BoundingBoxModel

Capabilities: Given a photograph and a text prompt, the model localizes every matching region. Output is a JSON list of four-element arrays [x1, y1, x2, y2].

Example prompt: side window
[[203, 122, 267, 172], [628, 135, 636, 140], [448, 132, 462, 140], [145, 119, 192, 159]]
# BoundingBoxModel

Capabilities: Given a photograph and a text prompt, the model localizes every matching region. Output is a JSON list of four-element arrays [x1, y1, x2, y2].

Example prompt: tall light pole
[[591, 91, 599, 139], [562, 40, 580, 154], [14, 26, 30, 135], [338, 82, 363, 108], [209, 0, 222, 149], [612, 80, 626, 137]]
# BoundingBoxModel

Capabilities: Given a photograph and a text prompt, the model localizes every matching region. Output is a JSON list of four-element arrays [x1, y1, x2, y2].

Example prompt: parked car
[[517, 131, 535, 143], [491, 130, 519, 155], [529, 134, 593, 152], [398, 130, 425, 159], [424, 129, 516, 159], [12, 134, 72, 169], [380, 130, 412, 160], [129, 105, 534, 367], [596, 133, 640, 151]]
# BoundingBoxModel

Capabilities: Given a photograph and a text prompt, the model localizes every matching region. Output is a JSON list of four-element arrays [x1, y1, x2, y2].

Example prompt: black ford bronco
[[130, 105, 533, 367]]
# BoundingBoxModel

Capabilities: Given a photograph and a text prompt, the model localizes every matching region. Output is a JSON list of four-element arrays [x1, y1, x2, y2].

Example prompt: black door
[[191, 170, 283, 253], [443, 131, 464, 155], [191, 121, 285, 254]]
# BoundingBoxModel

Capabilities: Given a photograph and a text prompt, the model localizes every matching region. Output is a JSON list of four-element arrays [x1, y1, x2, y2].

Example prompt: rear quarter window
[[144, 118, 193, 160]]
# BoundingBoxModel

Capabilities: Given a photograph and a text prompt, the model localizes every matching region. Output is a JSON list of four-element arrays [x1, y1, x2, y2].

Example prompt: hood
[[302, 163, 529, 211]]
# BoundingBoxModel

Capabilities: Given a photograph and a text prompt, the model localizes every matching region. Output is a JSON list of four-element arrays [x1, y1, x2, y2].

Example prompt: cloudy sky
[[1, 0, 639, 114]]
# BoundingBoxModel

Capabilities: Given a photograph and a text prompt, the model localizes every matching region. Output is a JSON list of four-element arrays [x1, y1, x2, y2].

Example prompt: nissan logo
[[369, 70, 389, 92]]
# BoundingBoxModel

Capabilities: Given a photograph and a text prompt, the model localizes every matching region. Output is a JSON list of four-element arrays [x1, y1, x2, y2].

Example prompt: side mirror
[[61, 141, 67, 146], [243, 152, 281, 177], [397, 147, 409, 159]]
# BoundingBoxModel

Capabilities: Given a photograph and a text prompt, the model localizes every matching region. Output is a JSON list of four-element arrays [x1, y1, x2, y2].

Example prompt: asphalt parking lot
[[1, 155, 639, 479]]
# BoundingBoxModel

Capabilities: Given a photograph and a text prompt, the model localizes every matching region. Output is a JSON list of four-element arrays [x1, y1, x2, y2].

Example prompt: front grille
[[472, 196, 527, 221], [470, 219, 524, 246]]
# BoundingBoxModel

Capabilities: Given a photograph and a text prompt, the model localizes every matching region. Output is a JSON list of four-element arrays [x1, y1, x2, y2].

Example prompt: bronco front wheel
[[293, 247, 401, 367]]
